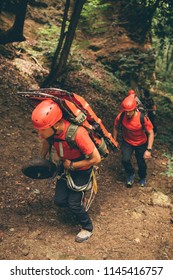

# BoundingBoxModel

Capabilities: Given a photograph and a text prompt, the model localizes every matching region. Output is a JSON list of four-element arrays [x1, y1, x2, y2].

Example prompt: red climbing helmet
[[121, 95, 137, 112], [127, 89, 136, 96], [32, 99, 62, 129]]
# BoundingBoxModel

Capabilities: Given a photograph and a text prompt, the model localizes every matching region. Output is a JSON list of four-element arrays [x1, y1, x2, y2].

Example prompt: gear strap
[[65, 168, 94, 192], [65, 123, 79, 149]]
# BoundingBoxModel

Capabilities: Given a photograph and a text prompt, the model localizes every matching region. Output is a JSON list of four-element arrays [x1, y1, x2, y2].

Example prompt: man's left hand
[[63, 159, 71, 170], [143, 150, 152, 159]]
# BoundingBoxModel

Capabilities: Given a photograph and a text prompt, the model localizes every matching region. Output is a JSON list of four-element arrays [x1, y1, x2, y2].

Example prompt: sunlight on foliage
[[17, 25, 60, 64], [162, 153, 173, 178], [157, 82, 173, 101], [80, 0, 110, 34], [36, 25, 60, 58], [155, 83, 173, 149]]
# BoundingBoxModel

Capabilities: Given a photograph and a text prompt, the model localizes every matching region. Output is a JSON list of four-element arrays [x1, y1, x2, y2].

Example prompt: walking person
[[31, 99, 101, 242], [113, 95, 154, 187], [127, 88, 157, 135]]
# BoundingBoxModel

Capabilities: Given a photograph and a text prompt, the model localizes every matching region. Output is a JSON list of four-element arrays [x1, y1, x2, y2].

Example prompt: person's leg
[[121, 141, 135, 185], [135, 142, 147, 186], [121, 141, 135, 174], [54, 177, 69, 207], [68, 190, 93, 232], [68, 169, 93, 242]]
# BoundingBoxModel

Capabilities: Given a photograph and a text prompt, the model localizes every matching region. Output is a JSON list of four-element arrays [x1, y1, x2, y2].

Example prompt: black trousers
[[121, 140, 147, 179], [54, 168, 93, 232]]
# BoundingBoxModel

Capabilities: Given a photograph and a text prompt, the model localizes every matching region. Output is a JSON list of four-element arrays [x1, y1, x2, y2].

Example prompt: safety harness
[[47, 125, 98, 210]]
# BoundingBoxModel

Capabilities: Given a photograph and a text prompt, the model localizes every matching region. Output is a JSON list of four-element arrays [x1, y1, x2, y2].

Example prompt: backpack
[[20, 88, 118, 158], [118, 94, 150, 131]]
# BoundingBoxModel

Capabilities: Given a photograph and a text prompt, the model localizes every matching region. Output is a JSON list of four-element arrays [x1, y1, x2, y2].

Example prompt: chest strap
[[65, 124, 79, 149], [59, 142, 64, 157]]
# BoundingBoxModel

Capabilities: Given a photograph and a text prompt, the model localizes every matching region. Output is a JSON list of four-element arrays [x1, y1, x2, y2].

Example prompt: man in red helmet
[[113, 95, 154, 187], [127, 88, 157, 135], [32, 99, 101, 242]]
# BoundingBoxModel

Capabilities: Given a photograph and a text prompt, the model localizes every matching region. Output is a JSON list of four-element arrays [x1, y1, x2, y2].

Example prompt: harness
[[65, 168, 94, 192], [47, 124, 97, 195], [65, 167, 98, 211]]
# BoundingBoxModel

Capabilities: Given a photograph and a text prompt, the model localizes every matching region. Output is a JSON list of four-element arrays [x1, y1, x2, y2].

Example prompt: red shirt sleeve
[[144, 115, 153, 132], [75, 126, 95, 155]]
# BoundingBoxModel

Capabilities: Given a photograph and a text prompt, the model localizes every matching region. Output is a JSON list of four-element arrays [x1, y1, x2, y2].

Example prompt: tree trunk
[[51, 0, 70, 71], [0, 0, 28, 44], [42, 0, 86, 88], [0, 0, 5, 13], [164, 43, 173, 80]]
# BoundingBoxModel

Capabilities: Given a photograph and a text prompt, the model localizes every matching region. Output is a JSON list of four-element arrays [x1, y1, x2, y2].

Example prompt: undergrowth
[[162, 153, 173, 178]]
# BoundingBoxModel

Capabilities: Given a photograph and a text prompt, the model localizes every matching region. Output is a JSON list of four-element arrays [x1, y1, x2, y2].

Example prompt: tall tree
[[42, 0, 87, 87], [0, 0, 29, 44]]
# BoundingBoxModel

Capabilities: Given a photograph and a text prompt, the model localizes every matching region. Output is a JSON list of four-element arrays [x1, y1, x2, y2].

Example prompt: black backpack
[[118, 110, 147, 131]]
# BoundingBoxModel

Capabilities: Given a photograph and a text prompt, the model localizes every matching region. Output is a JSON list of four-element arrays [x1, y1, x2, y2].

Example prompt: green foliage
[[157, 81, 173, 98], [113, 50, 155, 88], [82, 0, 110, 17], [162, 153, 173, 178], [36, 25, 60, 59], [155, 81, 173, 149], [89, 78, 102, 91], [151, 1, 173, 81], [17, 25, 60, 64], [80, 0, 110, 34]]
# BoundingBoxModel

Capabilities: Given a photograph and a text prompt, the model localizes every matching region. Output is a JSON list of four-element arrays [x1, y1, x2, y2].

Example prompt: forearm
[[113, 126, 118, 140], [73, 147, 101, 169], [147, 129, 154, 149], [72, 157, 100, 170], [143, 129, 154, 159], [63, 148, 101, 170]]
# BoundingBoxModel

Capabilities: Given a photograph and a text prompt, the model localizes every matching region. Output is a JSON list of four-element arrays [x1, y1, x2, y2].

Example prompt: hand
[[143, 150, 152, 159], [63, 159, 71, 170]]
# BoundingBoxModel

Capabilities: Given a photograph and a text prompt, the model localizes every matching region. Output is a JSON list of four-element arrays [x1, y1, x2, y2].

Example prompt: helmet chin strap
[[46, 126, 57, 161], [51, 126, 57, 135], [45, 126, 57, 142]]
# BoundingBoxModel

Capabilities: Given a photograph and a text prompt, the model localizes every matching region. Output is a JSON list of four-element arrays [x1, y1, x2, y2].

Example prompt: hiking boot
[[126, 173, 135, 187], [139, 178, 146, 187], [75, 229, 93, 243]]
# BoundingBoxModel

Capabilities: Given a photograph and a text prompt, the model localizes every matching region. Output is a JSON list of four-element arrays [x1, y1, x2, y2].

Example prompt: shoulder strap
[[118, 111, 125, 128], [119, 111, 146, 131], [65, 123, 79, 149], [140, 111, 148, 131]]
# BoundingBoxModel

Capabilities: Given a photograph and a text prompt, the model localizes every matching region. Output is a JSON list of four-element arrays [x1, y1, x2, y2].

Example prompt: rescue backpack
[[20, 88, 118, 157]]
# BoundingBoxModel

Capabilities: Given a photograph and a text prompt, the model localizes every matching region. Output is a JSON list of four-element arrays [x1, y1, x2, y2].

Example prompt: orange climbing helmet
[[31, 99, 62, 129], [127, 89, 136, 96], [121, 95, 137, 112]]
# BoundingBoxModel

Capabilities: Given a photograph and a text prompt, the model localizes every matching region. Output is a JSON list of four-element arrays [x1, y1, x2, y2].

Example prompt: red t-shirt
[[53, 119, 95, 169], [114, 111, 153, 146]]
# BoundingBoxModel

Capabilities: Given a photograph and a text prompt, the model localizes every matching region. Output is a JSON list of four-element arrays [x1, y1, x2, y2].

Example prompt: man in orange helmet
[[113, 95, 154, 187], [127, 88, 157, 135], [32, 99, 101, 242]]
